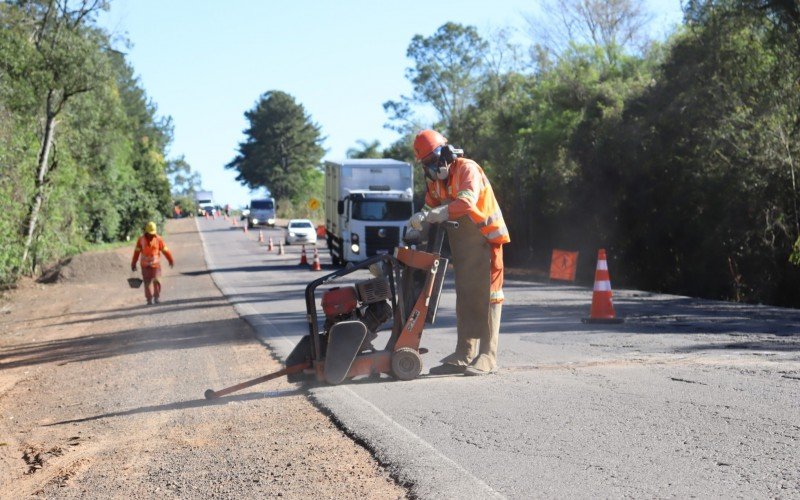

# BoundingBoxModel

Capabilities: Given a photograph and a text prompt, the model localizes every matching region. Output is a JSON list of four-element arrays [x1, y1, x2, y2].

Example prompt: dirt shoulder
[[0, 218, 406, 498]]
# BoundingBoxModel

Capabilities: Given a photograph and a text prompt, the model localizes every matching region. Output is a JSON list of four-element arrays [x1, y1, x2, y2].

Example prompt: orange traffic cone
[[232, 217, 238, 227], [278, 241, 285, 255], [243, 224, 248, 234], [310, 248, 322, 271], [258, 230, 264, 243], [268, 237, 274, 252], [582, 249, 624, 324], [299, 245, 308, 265]]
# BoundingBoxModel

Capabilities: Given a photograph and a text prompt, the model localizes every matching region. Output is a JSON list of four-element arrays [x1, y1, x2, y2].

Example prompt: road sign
[[549, 249, 578, 281], [307, 198, 320, 211]]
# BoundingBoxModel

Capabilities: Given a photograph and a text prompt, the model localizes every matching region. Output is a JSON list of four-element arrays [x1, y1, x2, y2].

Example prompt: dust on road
[[0, 218, 406, 498]]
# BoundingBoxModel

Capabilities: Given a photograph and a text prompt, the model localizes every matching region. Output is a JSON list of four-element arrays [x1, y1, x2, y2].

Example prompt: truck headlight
[[351, 243, 360, 254], [268, 218, 275, 225], [252, 218, 259, 225], [289, 232, 296, 237]]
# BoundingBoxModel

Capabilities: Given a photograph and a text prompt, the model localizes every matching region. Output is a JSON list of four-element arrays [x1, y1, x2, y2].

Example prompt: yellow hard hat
[[145, 221, 157, 234]]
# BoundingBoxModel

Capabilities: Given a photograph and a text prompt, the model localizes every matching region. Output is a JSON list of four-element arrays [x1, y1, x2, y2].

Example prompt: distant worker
[[131, 221, 174, 305], [409, 129, 510, 376]]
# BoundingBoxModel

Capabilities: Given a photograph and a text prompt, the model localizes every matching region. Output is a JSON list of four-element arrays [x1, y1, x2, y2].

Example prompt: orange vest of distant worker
[[134, 234, 169, 268], [423, 158, 511, 245]]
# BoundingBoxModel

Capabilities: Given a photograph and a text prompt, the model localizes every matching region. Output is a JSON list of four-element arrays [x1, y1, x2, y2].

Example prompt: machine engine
[[321, 277, 393, 352]]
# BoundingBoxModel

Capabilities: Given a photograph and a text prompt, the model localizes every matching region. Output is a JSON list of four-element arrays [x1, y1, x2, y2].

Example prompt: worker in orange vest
[[131, 221, 174, 305], [410, 130, 510, 376]]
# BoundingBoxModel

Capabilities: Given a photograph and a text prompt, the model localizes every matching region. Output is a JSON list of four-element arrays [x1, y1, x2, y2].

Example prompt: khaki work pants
[[441, 216, 503, 372]]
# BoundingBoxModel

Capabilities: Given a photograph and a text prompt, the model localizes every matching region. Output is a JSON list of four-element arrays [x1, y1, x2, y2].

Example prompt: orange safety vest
[[135, 234, 167, 268], [424, 158, 511, 245]]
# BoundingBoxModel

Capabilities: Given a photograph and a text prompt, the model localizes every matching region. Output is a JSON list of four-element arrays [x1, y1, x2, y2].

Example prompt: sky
[[99, 0, 684, 208]]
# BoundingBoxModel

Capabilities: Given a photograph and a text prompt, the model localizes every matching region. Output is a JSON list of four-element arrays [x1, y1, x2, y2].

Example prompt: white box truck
[[325, 159, 414, 265], [195, 190, 215, 216]]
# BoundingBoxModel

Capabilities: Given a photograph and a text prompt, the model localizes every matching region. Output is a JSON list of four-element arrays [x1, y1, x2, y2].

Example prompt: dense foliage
[[0, 0, 191, 285], [382, 1, 800, 306]]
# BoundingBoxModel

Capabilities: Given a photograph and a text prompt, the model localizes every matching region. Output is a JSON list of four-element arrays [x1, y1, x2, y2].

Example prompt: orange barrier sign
[[550, 249, 578, 282]]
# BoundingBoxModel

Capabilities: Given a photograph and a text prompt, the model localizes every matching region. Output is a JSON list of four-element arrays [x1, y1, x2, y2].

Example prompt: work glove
[[409, 211, 426, 231], [131, 264, 137, 272], [425, 205, 449, 224], [404, 228, 421, 243]]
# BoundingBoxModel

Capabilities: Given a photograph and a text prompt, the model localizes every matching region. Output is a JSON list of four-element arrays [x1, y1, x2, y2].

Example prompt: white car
[[285, 219, 317, 246]]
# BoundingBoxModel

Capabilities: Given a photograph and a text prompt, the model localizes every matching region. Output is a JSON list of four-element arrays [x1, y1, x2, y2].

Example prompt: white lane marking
[[196, 218, 504, 499], [341, 386, 505, 499]]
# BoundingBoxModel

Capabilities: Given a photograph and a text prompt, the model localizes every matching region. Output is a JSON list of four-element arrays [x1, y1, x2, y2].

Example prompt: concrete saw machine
[[204, 221, 456, 399]]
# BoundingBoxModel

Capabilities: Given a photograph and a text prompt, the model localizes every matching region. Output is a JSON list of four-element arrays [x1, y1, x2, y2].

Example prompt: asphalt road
[[198, 217, 800, 499]]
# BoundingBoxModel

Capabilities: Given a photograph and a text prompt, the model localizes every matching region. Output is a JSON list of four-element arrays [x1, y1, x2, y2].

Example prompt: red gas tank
[[321, 287, 358, 318]]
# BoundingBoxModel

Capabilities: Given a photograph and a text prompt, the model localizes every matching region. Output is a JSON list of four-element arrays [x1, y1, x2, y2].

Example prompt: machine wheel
[[391, 348, 422, 381]]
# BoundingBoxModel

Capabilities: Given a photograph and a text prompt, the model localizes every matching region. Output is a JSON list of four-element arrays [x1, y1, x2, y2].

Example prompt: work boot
[[154, 297, 160, 304], [428, 363, 467, 375], [463, 355, 496, 376], [146, 298, 152, 305]]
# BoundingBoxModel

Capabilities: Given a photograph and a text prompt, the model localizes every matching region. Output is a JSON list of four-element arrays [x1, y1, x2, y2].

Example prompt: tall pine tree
[[226, 91, 325, 201]]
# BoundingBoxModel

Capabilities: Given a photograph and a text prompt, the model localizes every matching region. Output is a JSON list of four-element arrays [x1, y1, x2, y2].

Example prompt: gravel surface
[[0, 218, 406, 499]]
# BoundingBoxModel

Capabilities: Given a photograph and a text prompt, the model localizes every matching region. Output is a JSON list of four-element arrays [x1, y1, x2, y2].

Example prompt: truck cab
[[325, 159, 413, 266]]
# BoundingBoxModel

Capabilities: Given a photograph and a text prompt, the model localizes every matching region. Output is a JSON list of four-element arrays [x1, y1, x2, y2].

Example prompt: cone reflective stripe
[[582, 249, 624, 324], [310, 248, 322, 271], [258, 230, 264, 243], [268, 237, 274, 252], [299, 245, 308, 265]]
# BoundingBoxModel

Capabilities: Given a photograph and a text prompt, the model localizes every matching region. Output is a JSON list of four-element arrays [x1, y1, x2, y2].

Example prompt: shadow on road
[[181, 263, 330, 276], [0, 317, 254, 370], [498, 294, 800, 337], [43, 388, 305, 426]]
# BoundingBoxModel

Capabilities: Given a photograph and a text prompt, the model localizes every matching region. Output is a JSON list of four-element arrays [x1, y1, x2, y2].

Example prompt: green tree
[[346, 139, 382, 159], [0, 0, 111, 271], [607, 3, 800, 303], [525, 0, 655, 64], [167, 156, 201, 195], [384, 23, 488, 139], [226, 90, 325, 201]]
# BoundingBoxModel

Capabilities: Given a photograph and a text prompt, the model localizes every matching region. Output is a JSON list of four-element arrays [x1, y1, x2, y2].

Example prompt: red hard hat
[[413, 129, 447, 162]]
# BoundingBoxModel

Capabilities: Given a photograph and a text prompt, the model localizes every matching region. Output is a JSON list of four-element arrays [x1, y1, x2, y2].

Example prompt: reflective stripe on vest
[[490, 290, 505, 302], [426, 159, 510, 245], [137, 235, 162, 267]]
